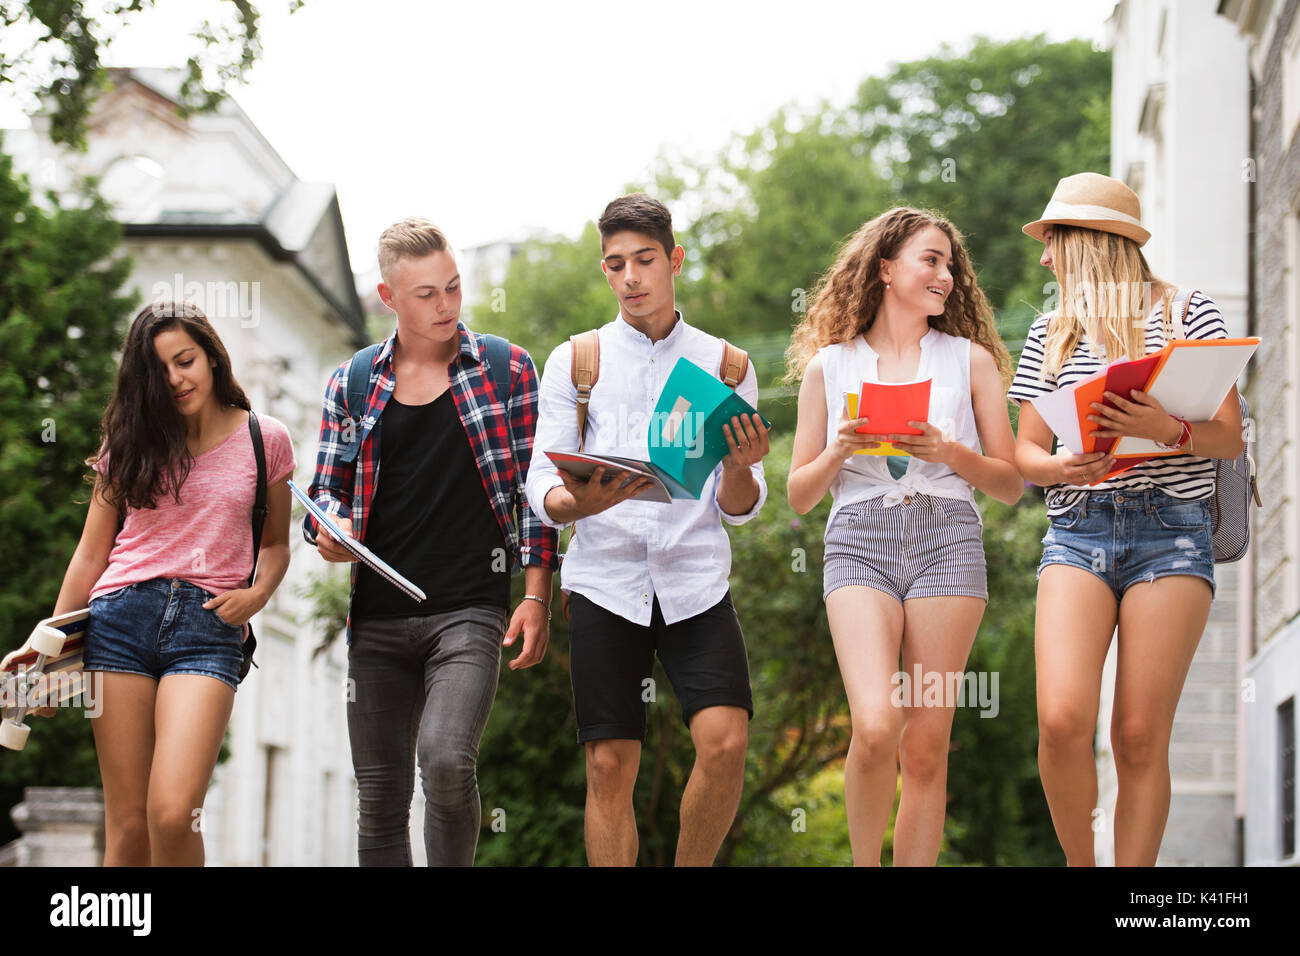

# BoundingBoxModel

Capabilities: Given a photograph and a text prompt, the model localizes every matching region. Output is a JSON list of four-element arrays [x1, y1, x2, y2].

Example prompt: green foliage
[[662, 108, 892, 344], [475, 570, 586, 866], [467, 223, 612, 375], [0, 0, 291, 150], [945, 492, 1060, 865], [853, 35, 1111, 335], [0, 141, 136, 839]]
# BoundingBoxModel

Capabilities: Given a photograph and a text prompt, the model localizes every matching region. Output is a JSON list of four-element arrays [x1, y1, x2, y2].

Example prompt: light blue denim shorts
[[84, 578, 245, 690], [1037, 489, 1216, 600]]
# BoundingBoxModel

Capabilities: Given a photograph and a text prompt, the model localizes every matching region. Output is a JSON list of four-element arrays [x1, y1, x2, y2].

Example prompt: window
[[1284, 12, 1300, 149]]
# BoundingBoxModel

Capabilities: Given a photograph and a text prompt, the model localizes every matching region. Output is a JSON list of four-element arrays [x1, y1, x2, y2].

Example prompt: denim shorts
[[84, 578, 246, 690], [1037, 489, 1216, 600]]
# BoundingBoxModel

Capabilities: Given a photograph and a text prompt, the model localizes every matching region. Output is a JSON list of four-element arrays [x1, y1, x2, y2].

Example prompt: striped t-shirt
[[1007, 291, 1227, 515]]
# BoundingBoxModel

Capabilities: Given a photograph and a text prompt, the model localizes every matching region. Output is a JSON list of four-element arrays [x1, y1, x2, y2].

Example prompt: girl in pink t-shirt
[[51, 301, 294, 866]]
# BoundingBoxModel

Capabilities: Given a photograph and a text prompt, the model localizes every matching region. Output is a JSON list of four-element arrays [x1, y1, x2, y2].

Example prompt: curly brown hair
[[784, 207, 1011, 386]]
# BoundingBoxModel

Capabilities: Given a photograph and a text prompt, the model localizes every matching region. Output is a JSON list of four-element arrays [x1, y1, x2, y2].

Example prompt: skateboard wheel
[[29, 625, 66, 658], [0, 719, 30, 751]]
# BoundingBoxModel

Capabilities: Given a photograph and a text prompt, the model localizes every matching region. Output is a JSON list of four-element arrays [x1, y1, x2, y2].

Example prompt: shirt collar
[[375, 322, 478, 367], [857, 324, 940, 357], [615, 309, 686, 346]]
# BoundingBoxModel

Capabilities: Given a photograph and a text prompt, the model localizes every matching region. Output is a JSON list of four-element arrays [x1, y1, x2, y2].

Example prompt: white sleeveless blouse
[[819, 328, 981, 525]]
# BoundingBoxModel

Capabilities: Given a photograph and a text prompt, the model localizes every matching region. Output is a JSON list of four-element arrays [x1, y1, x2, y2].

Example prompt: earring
[[885, 282, 891, 290]]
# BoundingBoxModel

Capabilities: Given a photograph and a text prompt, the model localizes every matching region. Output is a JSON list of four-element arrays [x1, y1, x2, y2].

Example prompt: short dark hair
[[598, 193, 675, 256]]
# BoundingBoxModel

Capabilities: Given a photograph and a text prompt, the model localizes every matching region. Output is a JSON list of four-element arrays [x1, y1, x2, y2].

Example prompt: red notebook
[[853, 379, 931, 437]]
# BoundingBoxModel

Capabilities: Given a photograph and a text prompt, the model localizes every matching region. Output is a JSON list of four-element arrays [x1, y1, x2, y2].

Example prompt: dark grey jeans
[[347, 605, 507, 866]]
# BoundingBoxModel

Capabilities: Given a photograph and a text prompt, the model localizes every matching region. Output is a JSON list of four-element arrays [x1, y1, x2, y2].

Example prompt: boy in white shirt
[[526, 193, 770, 866]]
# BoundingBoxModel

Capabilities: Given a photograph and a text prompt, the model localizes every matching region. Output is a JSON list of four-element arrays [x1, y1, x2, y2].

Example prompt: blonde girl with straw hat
[[1009, 172, 1244, 866], [786, 207, 1023, 866]]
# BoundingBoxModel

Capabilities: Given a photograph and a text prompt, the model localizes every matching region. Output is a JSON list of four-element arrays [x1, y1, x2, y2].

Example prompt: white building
[[1110, 0, 1300, 867], [5, 68, 369, 865], [1218, 0, 1300, 867]]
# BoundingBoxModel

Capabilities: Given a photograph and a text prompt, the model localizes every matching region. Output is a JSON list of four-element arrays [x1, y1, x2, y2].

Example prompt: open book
[[289, 480, 427, 603], [546, 356, 771, 503], [1029, 337, 1259, 478]]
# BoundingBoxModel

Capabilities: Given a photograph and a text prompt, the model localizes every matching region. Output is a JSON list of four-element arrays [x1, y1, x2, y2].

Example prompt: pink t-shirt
[[91, 413, 296, 601]]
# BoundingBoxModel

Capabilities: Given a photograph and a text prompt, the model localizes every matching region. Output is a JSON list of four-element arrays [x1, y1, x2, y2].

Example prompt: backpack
[[560, 331, 750, 618], [338, 333, 514, 465], [1163, 290, 1262, 563]]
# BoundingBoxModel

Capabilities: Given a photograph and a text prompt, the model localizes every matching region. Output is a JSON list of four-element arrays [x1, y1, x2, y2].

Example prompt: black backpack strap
[[479, 332, 514, 402], [240, 410, 268, 680], [340, 343, 382, 465], [247, 410, 268, 587]]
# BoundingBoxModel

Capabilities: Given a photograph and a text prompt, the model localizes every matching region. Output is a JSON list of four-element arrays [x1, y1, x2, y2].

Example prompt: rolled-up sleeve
[[525, 342, 577, 531], [509, 346, 560, 569], [714, 359, 768, 526], [304, 361, 355, 543]]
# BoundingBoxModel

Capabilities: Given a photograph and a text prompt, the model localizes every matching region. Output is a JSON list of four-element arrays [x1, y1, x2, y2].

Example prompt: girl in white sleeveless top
[[787, 208, 1023, 866]]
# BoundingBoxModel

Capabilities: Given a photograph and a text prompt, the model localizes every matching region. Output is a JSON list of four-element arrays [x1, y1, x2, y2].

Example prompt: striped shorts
[[823, 494, 988, 603]]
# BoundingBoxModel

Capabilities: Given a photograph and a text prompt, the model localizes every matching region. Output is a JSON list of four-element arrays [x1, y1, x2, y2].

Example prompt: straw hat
[[1022, 172, 1150, 246]]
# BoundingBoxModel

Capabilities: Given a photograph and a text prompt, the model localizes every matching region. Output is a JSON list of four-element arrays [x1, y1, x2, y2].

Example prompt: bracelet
[[1154, 417, 1192, 452], [522, 593, 551, 622]]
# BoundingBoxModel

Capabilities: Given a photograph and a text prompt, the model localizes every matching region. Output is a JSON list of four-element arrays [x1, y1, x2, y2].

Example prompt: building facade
[[1219, 0, 1300, 867]]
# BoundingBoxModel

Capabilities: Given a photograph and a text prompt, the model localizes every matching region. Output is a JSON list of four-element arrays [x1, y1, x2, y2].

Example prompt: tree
[[852, 35, 1111, 341], [0, 0, 286, 149], [0, 142, 136, 842]]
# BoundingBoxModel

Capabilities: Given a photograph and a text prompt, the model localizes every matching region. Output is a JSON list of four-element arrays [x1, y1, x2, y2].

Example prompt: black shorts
[[567, 590, 754, 744]]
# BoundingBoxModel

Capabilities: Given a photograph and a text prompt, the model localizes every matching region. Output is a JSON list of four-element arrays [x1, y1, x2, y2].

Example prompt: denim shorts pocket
[[93, 583, 135, 604], [206, 606, 244, 636], [1050, 502, 1087, 531], [1152, 500, 1211, 532]]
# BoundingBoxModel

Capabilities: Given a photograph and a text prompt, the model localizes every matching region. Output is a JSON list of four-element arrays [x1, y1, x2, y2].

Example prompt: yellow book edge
[[844, 392, 910, 457]]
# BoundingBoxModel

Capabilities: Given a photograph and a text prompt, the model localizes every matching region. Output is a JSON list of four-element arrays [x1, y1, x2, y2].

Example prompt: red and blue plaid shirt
[[306, 324, 558, 635]]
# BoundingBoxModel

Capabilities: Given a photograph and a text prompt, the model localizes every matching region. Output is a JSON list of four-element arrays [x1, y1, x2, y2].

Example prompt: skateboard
[[0, 608, 90, 751]]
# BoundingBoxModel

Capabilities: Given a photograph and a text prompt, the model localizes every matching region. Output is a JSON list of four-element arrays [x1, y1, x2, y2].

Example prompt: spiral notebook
[[288, 480, 427, 603]]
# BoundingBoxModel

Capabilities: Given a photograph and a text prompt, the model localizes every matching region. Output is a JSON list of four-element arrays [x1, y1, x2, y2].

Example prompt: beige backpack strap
[[570, 330, 600, 452], [718, 339, 749, 389]]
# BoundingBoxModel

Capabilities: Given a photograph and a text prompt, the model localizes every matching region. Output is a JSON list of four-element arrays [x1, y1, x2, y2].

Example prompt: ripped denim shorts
[[1037, 489, 1216, 600]]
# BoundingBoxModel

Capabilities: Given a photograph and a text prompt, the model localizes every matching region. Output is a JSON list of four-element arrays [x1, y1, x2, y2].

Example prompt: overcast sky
[[2, 0, 1116, 272]]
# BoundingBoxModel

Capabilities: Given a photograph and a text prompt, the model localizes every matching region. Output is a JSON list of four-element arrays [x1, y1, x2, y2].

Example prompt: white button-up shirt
[[525, 312, 767, 625]]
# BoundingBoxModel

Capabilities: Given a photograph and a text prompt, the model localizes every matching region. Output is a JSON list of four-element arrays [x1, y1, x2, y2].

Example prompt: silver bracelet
[[522, 593, 551, 622]]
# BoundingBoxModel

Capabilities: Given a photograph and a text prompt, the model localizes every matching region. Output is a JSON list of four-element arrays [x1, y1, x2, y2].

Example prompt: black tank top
[[352, 391, 509, 618]]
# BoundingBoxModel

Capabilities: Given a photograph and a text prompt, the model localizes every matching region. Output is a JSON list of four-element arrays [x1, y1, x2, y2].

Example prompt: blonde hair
[[377, 218, 450, 284], [784, 207, 1012, 385], [1040, 225, 1173, 379]]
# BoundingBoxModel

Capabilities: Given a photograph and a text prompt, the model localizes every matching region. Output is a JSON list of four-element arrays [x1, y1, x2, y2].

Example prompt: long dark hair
[[91, 301, 251, 512]]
